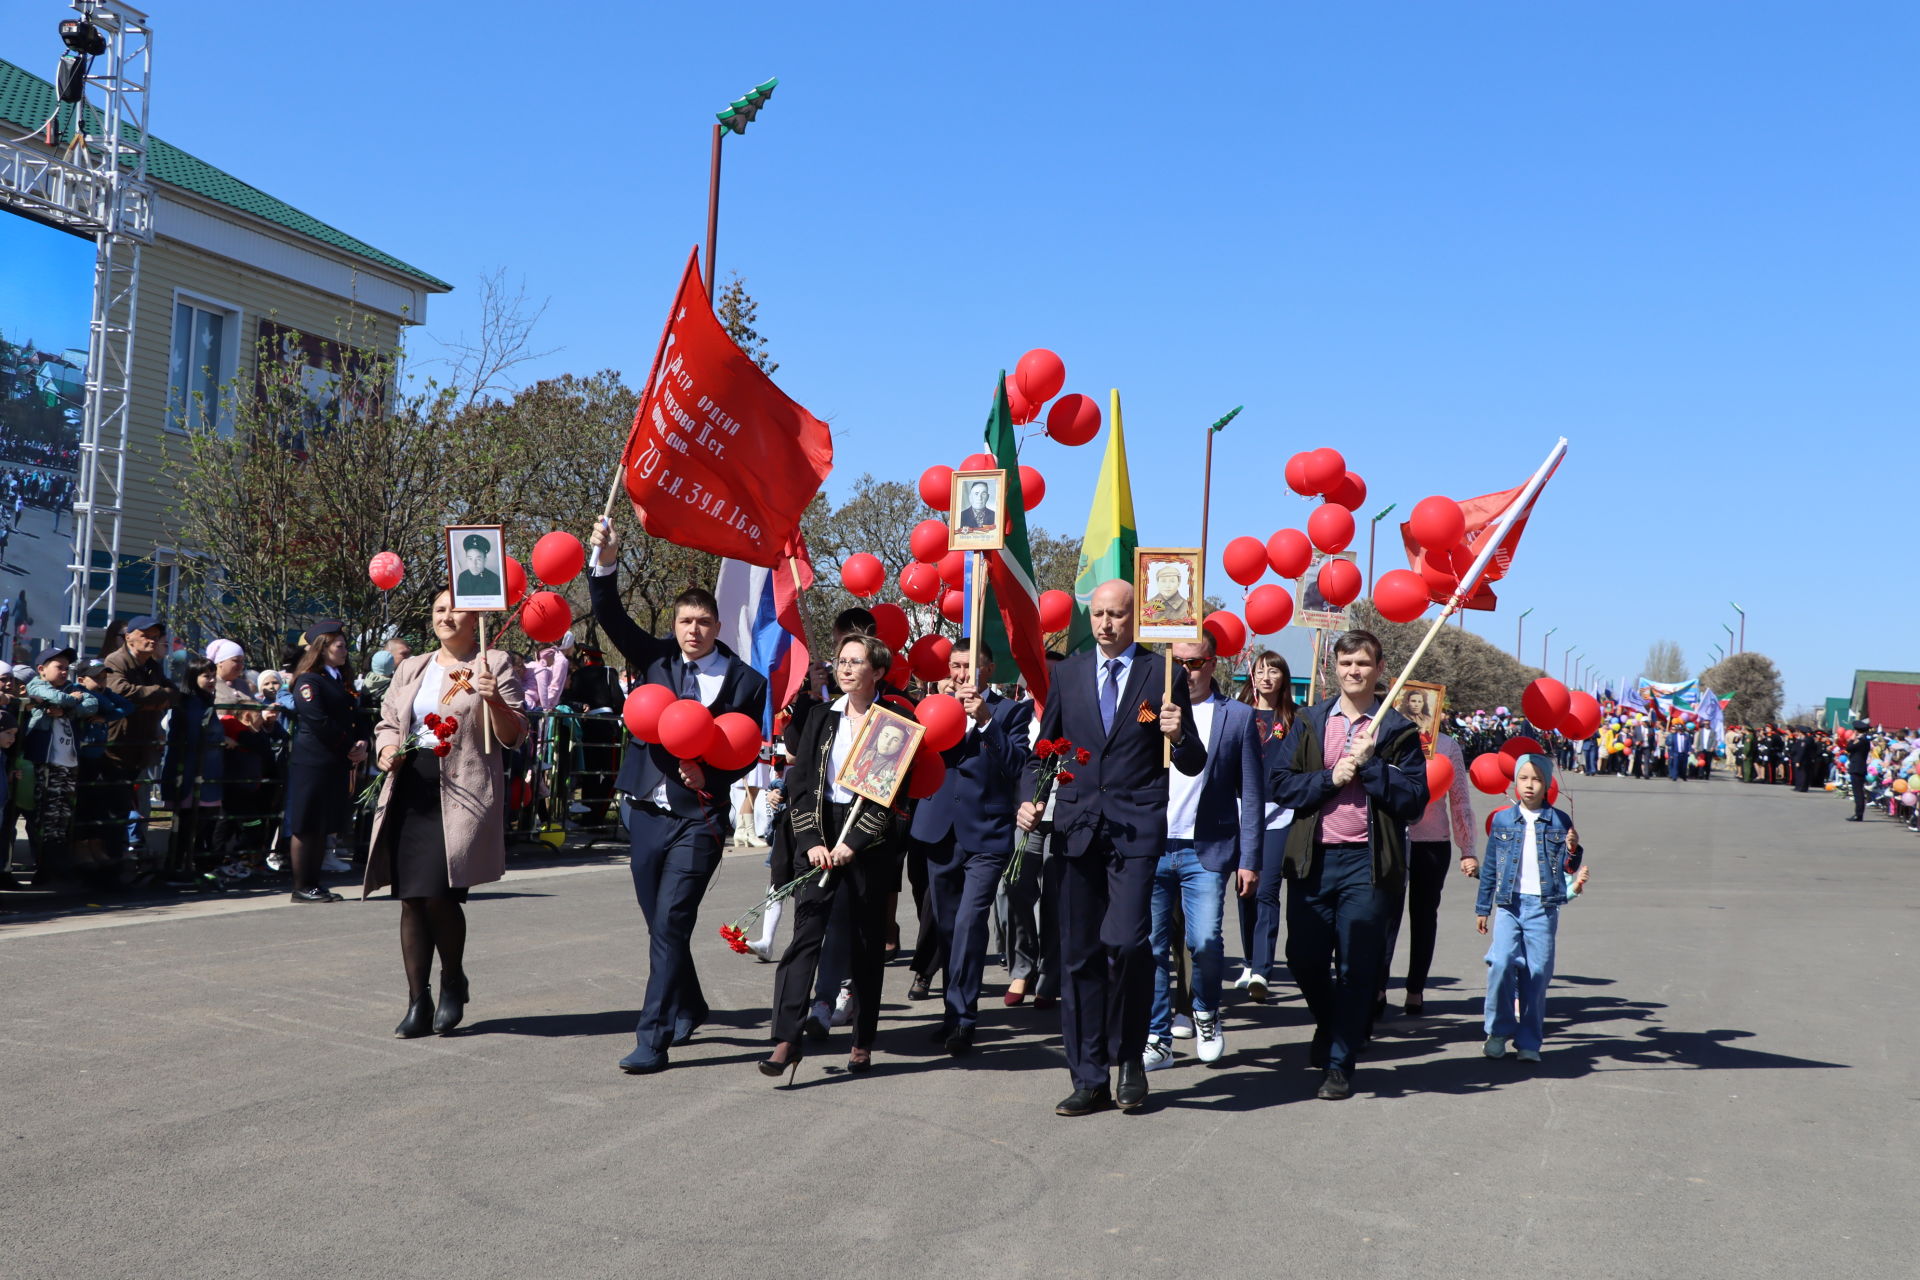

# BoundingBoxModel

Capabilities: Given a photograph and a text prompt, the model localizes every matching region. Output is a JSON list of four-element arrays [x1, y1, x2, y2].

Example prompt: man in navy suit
[[909, 640, 1033, 1055], [1668, 725, 1694, 781], [1142, 632, 1263, 1071], [1018, 579, 1205, 1117], [588, 517, 768, 1075]]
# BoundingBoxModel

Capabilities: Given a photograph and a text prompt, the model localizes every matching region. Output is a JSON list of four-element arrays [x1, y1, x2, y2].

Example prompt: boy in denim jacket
[[1474, 753, 1586, 1062]]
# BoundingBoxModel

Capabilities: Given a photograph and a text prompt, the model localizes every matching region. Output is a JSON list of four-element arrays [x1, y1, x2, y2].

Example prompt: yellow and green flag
[[1067, 389, 1138, 652]]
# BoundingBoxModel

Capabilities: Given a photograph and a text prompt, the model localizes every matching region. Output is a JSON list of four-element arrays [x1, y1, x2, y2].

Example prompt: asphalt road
[[3, 771, 1914, 1279]]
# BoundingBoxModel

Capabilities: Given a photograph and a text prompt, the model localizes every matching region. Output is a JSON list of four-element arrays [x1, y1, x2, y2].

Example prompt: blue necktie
[[1100, 658, 1122, 734]]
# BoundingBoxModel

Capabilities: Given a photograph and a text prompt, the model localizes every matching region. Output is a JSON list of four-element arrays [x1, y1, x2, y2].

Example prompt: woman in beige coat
[[366, 587, 528, 1038]]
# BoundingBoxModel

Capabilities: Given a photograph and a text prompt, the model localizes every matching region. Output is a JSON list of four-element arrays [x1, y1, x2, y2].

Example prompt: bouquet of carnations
[[356, 712, 459, 810], [718, 865, 822, 954], [1005, 737, 1090, 885]]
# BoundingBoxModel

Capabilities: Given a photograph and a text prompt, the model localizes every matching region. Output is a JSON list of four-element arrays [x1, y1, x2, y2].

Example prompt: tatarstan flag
[[1067, 388, 1137, 652], [979, 375, 1049, 706]]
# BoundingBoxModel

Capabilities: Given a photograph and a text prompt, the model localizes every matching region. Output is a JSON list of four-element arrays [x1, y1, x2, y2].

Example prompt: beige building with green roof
[[0, 51, 448, 631]]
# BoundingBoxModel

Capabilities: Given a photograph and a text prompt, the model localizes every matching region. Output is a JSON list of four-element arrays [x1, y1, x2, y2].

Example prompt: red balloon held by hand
[[868, 603, 909, 651], [1316, 558, 1362, 608], [1266, 529, 1312, 580], [899, 561, 941, 604], [1045, 393, 1101, 446], [1203, 610, 1247, 657], [918, 465, 954, 509], [1307, 503, 1355, 554], [917, 693, 968, 753], [504, 556, 528, 606], [1409, 497, 1466, 551], [1426, 752, 1455, 797], [623, 684, 677, 742], [1244, 584, 1294, 634], [657, 699, 716, 760], [705, 712, 763, 771], [1038, 589, 1073, 633], [1301, 448, 1345, 495], [840, 553, 884, 598], [531, 531, 586, 585], [367, 551, 404, 592], [910, 518, 949, 564], [1222, 535, 1268, 587], [1324, 471, 1367, 511], [1018, 465, 1046, 511], [1372, 569, 1429, 624], [1013, 349, 1066, 404]]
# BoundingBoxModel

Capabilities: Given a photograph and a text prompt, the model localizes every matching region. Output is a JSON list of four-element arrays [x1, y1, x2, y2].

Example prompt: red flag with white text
[[620, 249, 833, 567], [1398, 453, 1564, 611]]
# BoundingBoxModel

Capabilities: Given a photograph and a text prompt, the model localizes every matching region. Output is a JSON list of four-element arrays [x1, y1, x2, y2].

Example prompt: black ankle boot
[[395, 991, 434, 1039], [433, 973, 468, 1035]]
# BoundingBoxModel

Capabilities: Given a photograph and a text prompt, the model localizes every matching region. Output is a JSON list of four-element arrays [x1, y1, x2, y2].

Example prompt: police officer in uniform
[[286, 619, 367, 903]]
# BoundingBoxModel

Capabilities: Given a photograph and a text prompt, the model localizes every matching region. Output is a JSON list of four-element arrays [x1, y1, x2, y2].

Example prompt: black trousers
[[1286, 842, 1395, 1074], [1055, 843, 1155, 1090], [906, 837, 943, 980], [771, 811, 897, 1050], [1384, 840, 1453, 996], [924, 834, 1010, 1031], [625, 803, 723, 1058], [1852, 772, 1869, 820]]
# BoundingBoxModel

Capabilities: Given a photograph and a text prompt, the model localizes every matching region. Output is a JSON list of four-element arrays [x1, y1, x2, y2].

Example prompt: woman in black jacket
[[761, 632, 912, 1081], [284, 621, 367, 903]]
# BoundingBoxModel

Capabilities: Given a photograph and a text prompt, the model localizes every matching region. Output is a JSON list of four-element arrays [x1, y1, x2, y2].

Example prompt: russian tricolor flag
[[714, 535, 814, 734]]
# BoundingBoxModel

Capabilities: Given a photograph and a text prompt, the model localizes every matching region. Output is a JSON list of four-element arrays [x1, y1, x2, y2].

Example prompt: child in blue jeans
[[1474, 753, 1588, 1062]]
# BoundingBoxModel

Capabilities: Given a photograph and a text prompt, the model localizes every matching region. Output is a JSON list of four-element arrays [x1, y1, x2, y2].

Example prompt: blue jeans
[[1484, 893, 1558, 1051], [1148, 842, 1227, 1040]]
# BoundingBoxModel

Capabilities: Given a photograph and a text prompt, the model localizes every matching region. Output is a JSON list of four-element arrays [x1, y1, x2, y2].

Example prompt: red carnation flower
[[1075, 748, 1091, 765], [442, 716, 459, 732], [1034, 740, 1056, 759], [432, 741, 452, 758], [434, 722, 456, 741], [1055, 770, 1075, 785], [423, 713, 441, 729]]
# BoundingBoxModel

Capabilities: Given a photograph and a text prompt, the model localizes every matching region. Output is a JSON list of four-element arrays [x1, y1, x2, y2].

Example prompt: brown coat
[[362, 649, 528, 898]]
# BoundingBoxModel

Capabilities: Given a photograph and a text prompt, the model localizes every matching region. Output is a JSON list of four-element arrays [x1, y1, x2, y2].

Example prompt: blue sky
[[3, 2, 1913, 709]]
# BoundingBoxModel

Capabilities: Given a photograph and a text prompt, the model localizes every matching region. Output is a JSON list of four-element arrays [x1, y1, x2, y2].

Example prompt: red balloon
[[1307, 503, 1356, 554], [1044, 393, 1101, 446], [1284, 452, 1316, 497], [910, 518, 949, 564], [918, 464, 954, 509], [1409, 496, 1466, 551], [1426, 752, 1456, 797], [705, 711, 763, 771], [1485, 804, 1512, 835], [1222, 535, 1268, 587], [367, 551, 404, 591], [1324, 471, 1367, 511], [1203, 610, 1247, 658], [1522, 678, 1571, 731], [1038, 589, 1073, 633], [1469, 753, 1509, 795], [622, 684, 677, 741], [940, 589, 966, 624], [1007, 382, 1038, 426], [917, 693, 968, 753], [1548, 777, 1561, 806], [909, 634, 953, 683], [907, 747, 947, 800], [1560, 691, 1603, 740], [937, 550, 966, 589], [1418, 552, 1459, 601], [1013, 348, 1066, 404], [869, 602, 909, 651], [1245, 584, 1294, 634], [1302, 447, 1346, 495], [959, 451, 994, 472], [1497, 752, 1517, 780], [841, 552, 884, 598], [886, 653, 909, 689], [504, 556, 528, 606], [1444, 543, 1479, 577], [1316, 558, 1362, 608], [657, 699, 716, 760], [1373, 569, 1430, 624], [899, 561, 941, 604], [531, 531, 586, 585], [519, 591, 572, 644], [1018, 465, 1045, 511], [1501, 735, 1545, 760], [1266, 528, 1312, 580]]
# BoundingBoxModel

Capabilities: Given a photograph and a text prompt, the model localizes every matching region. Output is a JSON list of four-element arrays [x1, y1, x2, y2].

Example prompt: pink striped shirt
[[1318, 705, 1374, 844]]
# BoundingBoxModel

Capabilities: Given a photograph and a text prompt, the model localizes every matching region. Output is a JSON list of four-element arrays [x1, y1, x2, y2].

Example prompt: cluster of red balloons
[[1466, 717, 1574, 803], [1005, 349, 1103, 450], [1405, 495, 1510, 606], [1522, 676, 1603, 742], [622, 685, 764, 770]]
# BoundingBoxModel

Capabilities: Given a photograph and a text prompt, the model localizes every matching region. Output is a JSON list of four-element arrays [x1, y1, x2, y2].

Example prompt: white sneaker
[[1170, 1014, 1195, 1040], [1228, 966, 1254, 990], [1194, 1011, 1225, 1063], [830, 986, 855, 1027], [266, 852, 287, 872], [320, 854, 353, 874], [1141, 1038, 1176, 1072]]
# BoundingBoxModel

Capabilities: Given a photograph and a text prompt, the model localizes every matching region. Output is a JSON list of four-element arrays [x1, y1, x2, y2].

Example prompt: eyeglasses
[[835, 658, 870, 670]]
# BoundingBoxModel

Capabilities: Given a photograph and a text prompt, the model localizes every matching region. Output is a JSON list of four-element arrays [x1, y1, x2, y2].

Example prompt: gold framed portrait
[[1134, 547, 1204, 643], [836, 703, 927, 808], [1393, 680, 1445, 758], [949, 469, 1007, 552]]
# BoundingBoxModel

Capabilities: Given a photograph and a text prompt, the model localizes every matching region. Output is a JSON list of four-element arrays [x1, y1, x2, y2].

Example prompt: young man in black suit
[[588, 517, 768, 1075], [1017, 579, 1205, 1117]]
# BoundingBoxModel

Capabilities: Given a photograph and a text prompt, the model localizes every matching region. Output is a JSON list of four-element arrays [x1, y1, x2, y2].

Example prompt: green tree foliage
[[716, 273, 777, 376], [1698, 651, 1784, 728]]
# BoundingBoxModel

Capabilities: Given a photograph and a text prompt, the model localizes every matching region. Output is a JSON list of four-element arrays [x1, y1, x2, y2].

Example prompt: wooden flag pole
[[1375, 437, 1569, 724], [967, 550, 984, 687], [818, 797, 866, 891], [1163, 645, 1177, 767], [477, 614, 494, 754]]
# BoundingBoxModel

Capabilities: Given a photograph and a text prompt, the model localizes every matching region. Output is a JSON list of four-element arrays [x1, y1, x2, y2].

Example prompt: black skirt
[[284, 754, 350, 839], [386, 749, 467, 902]]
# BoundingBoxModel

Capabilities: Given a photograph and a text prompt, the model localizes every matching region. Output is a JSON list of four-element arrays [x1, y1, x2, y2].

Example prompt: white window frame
[[164, 289, 244, 435]]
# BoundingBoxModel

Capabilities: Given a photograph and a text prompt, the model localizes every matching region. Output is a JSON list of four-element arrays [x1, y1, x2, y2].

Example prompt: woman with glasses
[[760, 632, 915, 1081]]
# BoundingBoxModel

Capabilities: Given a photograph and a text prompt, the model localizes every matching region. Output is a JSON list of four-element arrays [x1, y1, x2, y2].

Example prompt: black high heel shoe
[[759, 1041, 803, 1082], [395, 991, 434, 1039], [433, 973, 469, 1035], [846, 1046, 873, 1074]]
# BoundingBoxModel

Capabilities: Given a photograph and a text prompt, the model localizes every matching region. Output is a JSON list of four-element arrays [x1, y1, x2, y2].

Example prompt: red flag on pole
[[1398, 452, 1565, 611], [620, 248, 833, 567]]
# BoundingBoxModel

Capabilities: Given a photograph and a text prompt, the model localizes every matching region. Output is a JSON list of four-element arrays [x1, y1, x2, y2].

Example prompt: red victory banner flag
[[1398, 447, 1567, 611], [618, 248, 833, 567]]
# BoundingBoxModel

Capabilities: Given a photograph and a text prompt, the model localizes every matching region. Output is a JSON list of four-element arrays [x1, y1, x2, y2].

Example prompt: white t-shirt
[[1518, 805, 1543, 896], [827, 693, 858, 805], [1166, 694, 1219, 840], [410, 662, 448, 737]]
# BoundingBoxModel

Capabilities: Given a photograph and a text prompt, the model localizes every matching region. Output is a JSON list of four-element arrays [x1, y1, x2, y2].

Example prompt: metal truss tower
[[0, 2, 153, 649]]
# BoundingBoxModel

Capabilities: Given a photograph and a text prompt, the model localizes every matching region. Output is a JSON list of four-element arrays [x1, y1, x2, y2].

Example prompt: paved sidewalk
[[4, 773, 1913, 1279]]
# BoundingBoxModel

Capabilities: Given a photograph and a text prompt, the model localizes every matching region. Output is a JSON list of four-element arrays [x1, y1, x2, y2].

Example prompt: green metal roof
[[0, 57, 449, 290]]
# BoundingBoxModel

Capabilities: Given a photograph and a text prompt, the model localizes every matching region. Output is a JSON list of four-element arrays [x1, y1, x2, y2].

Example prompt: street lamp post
[[1730, 601, 1745, 653], [1516, 607, 1533, 661], [1365, 503, 1398, 593], [1563, 644, 1576, 684], [1721, 623, 1735, 662], [1711, 644, 1724, 665], [705, 77, 779, 297], [1542, 625, 1558, 672]]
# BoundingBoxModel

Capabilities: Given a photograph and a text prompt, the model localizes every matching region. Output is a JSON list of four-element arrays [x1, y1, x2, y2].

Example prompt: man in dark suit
[[1017, 579, 1205, 1117], [1667, 725, 1694, 781], [909, 640, 1033, 1054], [1141, 632, 1263, 1071], [957, 481, 997, 534], [1270, 629, 1429, 1100], [588, 517, 768, 1075]]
